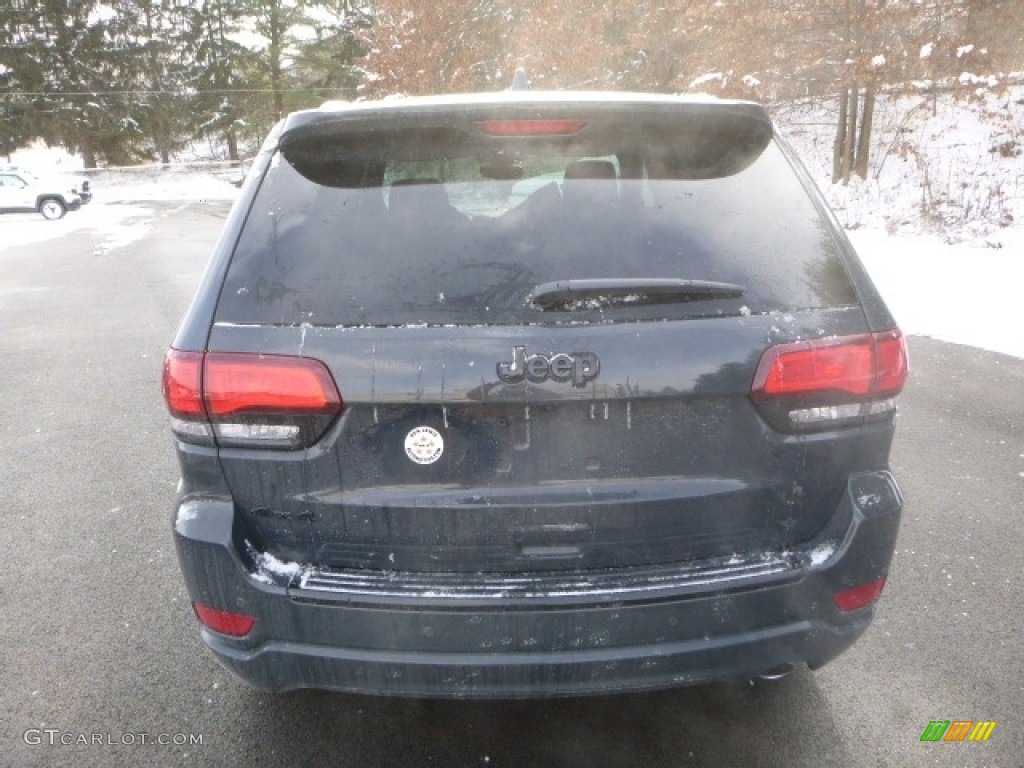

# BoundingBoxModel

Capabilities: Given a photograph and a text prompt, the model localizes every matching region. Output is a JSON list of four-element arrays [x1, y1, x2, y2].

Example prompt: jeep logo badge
[[496, 346, 600, 387]]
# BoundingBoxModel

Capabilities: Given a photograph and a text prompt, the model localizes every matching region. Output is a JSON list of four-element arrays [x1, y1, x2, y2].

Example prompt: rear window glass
[[216, 114, 858, 327]]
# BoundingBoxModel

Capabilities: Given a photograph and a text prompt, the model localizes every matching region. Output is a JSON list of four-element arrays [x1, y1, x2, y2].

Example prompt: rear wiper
[[528, 278, 745, 311]]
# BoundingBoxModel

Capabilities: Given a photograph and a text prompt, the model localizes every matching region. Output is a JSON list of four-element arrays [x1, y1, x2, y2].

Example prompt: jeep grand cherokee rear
[[163, 92, 907, 697]]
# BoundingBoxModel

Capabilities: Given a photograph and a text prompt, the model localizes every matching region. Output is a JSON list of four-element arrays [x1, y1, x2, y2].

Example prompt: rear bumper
[[173, 471, 902, 698]]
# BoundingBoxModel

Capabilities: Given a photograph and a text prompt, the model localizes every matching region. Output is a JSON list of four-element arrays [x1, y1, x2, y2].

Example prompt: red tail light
[[834, 577, 887, 612], [753, 337, 874, 398], [163, 349, 205, 419], [193, 602, 256, 637], [751, 331, 908, 431], [203, 352, 340, 418], [162, 349, 343, 449], [873, 330, 908, 394]]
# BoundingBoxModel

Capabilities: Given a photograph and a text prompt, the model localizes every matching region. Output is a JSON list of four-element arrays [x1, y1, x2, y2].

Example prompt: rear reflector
[[476, 119, 588, 136], [751, 331, 908, 431], [193, 603, 256, 637], [834, 577, 887, 612], [162, 349, 343, 449]]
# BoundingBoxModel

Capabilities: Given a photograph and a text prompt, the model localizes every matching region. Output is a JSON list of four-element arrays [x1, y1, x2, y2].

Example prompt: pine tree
[[189, 0, 257, 162], [0, 1, 156, 167], [136, 0, 195, 164], [0, 4, 40, 157], [292, 1, 373, 101]]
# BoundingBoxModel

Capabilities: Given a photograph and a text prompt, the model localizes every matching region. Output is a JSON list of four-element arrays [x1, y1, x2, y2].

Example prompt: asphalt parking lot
[[1, 201, 1021, 768]]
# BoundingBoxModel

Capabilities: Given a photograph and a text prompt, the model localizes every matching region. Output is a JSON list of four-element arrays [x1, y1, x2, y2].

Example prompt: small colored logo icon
[[920, 720, 996, 742]]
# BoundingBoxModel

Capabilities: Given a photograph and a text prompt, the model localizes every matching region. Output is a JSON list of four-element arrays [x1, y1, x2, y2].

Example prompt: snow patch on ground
[[89, 168, 241, 203], [0, 202, 157, 253], [851, 228, 1024, 359], [0, 151, 239, 254]]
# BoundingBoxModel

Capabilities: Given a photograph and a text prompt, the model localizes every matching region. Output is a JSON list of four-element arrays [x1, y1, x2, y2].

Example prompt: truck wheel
[[39, 198, 66, 220]]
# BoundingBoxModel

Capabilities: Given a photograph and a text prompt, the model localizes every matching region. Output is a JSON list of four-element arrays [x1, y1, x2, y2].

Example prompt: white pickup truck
[[0, 168, 88, 219]]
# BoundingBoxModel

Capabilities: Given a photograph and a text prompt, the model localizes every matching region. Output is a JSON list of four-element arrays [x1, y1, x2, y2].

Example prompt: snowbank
[[86, 168, 241, 203], [5, 140, 243, 203]]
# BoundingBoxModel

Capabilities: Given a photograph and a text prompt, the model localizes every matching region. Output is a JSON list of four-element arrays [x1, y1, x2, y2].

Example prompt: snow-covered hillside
[[776, 81, 1023, 245], [3, 85, 1023, 359], [773, 82, 1024, 359]]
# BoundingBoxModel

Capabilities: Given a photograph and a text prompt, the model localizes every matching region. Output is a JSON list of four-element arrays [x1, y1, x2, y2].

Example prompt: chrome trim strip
[[292, 554, 797, 607]]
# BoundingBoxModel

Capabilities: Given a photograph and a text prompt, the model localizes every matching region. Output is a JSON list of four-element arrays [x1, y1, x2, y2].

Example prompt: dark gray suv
[[163, 92, 908, 697]]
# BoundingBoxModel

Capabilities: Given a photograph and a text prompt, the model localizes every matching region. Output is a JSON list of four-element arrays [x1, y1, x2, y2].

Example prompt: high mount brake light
[[162, 350, 343, 449], [476, 119, 588, 137], [751, 331, 908, 431]]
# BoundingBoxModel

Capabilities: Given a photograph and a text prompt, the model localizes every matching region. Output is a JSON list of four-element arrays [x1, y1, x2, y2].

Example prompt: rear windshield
[[216, 111, 858, 327]]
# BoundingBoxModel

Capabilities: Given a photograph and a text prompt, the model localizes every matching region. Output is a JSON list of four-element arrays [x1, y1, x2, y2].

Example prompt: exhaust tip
[[758, 663, 794, 681]]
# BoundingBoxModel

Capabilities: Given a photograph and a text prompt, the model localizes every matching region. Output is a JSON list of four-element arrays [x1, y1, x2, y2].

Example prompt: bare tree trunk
[[268, 2, 285, 120], [226, 130, 239, 164], [840, 85, 858, 184], [833, 87, 849, 183], [854, 86, 874, 179], [80, 134, 96, 169]]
